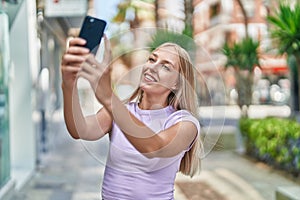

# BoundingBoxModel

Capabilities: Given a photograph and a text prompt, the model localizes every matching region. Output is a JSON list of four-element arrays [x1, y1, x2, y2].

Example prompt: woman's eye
[[162, 65, 170, 71], [148, 57, 155, 63]]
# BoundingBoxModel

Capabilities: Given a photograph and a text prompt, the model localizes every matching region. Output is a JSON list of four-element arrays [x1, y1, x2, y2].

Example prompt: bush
[[240, 117, 300, 176]]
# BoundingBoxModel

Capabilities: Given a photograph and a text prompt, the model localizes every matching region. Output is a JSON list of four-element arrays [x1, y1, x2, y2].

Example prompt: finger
[[62, 54, 86, 65], [80, 61, 98, 75], [84, 54, 110, 77], [103, 35, 112, 65], [67, 46, 90, 55], [77, 70, 97, 85], [68, 37, 87, 47], [77, 71, 91, 81], [84, 54, 96, 67], [85, 54, 96, 64], [84, 54, 104, 71], [61, 65, 81, 73]]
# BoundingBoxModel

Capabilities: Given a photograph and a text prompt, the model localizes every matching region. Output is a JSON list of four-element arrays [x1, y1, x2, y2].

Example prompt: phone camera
[[90, 18, 94, 23]]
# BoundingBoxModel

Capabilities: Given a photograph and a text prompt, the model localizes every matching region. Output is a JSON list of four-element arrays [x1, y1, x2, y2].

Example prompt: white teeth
[[145, 74, 156, 82]]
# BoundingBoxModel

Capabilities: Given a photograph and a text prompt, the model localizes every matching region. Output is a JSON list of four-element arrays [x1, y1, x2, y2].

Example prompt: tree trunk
[[288, 55, 299, 112], [184, 0, 194, 37], [154, 0, 159, 27], [236, 70, 253, 117], [236, 0, 249, 38], [296, 56, 300, 114]]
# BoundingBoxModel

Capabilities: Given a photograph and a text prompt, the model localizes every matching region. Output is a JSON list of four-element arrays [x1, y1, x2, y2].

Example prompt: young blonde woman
[[61, 36, 201, 200]]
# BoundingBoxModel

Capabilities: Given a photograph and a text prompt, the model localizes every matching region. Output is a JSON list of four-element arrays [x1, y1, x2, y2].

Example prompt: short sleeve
[[163, 110, 200, 150]]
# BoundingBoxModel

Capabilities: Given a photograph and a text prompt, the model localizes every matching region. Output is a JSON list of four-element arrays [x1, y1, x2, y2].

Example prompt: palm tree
[[222, 38, 260, 116], [221, 1, 260, 116], [267, 2, 300, 112]]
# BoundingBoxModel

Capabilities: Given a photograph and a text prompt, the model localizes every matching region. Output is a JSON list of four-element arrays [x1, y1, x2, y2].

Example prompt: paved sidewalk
[[11, 118, 211, 200], [175, 151, 300, 200], [11, 111, 300, 200], [12, 119, 109, 200]]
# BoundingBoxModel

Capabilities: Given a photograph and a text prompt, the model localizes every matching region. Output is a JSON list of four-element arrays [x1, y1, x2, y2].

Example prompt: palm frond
[[267, 2, 300, 55], [221, 38, 260, 71]]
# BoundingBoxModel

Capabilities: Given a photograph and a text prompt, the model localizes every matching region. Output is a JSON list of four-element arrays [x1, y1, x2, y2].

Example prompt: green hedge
[[240, 117, 300, 176]]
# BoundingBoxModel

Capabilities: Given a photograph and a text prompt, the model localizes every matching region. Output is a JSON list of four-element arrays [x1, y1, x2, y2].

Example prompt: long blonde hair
[[126, 43, 201, 177]]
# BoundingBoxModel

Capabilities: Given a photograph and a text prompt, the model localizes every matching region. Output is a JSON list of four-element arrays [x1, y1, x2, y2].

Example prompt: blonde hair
[[127, 42, 202, 177]]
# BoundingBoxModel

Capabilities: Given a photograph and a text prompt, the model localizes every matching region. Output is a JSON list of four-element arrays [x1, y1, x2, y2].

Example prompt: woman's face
[[140, 46, 180, 96]]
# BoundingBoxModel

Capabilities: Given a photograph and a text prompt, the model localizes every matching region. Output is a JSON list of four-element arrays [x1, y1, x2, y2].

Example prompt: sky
[[94, 0, 120, 23], [93, 0, 122, 37]]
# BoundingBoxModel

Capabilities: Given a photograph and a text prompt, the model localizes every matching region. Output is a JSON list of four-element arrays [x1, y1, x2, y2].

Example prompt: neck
[[139, 93, 168, 110]]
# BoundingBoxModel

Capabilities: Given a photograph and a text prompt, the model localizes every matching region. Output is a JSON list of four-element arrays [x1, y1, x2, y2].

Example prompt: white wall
[[9, 0, 38, 189]]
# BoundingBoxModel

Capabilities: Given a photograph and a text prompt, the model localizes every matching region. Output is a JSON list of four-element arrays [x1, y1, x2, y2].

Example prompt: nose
[[148, 63, 160, 73]]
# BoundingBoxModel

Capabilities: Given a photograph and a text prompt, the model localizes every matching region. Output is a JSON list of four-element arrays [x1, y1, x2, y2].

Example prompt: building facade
[[193, 0, 289, 105], [0, 0, 88, 199], [0, 0, 38, 198]]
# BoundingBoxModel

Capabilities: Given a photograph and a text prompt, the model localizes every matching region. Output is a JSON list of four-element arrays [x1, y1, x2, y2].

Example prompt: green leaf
[[267, 2, 300, 55], [221, 37, 260, 71]]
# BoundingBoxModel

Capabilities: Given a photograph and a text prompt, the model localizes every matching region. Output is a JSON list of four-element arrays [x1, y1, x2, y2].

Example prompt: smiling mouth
[[144, 73, 157, 82]]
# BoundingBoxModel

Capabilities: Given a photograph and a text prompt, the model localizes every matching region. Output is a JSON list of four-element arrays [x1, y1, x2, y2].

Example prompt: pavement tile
[[176, 181, 226, 200], [49, 190, 73, 200], [72, 192, 101, 200]]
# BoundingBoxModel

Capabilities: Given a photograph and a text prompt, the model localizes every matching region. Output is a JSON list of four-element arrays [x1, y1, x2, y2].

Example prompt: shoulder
[[164, 109, 200, 133]]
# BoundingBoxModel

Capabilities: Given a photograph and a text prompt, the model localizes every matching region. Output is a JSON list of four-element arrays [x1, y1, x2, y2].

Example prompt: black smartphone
[[78, 16, 107, 54]]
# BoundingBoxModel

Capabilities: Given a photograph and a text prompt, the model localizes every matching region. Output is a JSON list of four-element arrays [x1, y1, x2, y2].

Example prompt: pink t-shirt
[[102, 102, 200, 200]]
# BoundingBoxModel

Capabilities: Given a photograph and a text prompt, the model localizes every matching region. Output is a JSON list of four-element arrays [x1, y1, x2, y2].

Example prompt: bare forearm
[[103, 94, 165, 154], [62, 83, 87, 139], [103, 95, 196, 158]]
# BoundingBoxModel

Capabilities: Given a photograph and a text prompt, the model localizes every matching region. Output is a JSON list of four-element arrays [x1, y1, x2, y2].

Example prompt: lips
[[144, 73, 157, 82]]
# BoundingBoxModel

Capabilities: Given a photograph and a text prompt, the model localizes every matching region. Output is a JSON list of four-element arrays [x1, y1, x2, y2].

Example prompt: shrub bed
[[240, 117, 300, 176]]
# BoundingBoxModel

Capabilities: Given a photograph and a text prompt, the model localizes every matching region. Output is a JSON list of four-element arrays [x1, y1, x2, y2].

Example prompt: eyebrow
[[151, 52, 175, 68]]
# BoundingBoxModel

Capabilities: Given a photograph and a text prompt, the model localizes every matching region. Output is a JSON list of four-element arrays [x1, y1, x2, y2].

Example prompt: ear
[[171, 83, 178, 91]]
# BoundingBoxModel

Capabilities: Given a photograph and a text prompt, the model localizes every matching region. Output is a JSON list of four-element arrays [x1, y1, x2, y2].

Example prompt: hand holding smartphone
[[78, 16, 107, 54]]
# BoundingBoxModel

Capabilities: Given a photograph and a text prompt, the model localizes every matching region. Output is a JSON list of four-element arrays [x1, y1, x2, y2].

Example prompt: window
[[0, 12, 11, 187], [209, 2, 221, 26], [210, 2, 221, 18]]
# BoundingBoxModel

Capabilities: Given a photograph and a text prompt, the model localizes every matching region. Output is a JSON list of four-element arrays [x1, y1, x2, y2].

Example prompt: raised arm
[[61, 38, 112, 140], [107, 94, 198, 158], [77, 37, 198, 157]]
